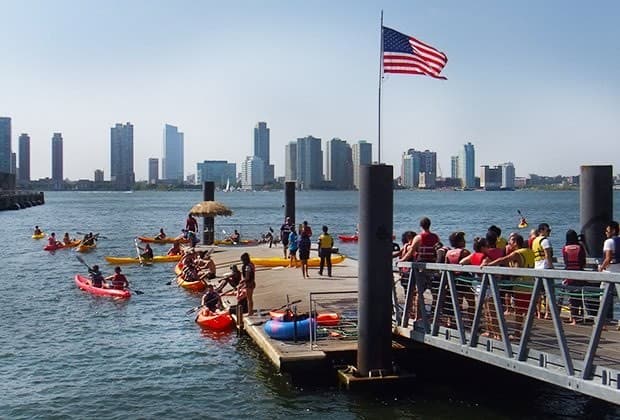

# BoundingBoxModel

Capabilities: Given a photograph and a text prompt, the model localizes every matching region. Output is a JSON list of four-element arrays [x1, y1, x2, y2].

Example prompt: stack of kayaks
[[74, 274, 131, 299], [250, 254, 346, 268], [104, 255, 181, 264], [32, 232, 45, 240], [174, 262, 206, 292], [195, 308, 234, 331], [138, 236, 189, 244], [44, 239, 81, 251]]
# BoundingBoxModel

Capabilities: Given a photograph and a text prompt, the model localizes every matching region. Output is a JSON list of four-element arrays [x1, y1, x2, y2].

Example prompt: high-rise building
[[0, 117, 11, 174], [254, 122, 272, 183], [94, 169, 104, 182], [148, 158, 159, 184], [499, 162, 516, 190], [296, 136, 323, 189], [402, 152, 420, 188], [196, 160, 236, 188], [284, 142, 297, 182], [352, 140, 372, 190], [241, 156, 264, 190], [325, 138, 353, 189], [51, 133, 63, 188], [480, 165, 502, 190], [459, 142, 476, 189], [450, 155, 459, 179], [110, 122, 135, 190], [10, 152, 16, 175], [18, 133, 30, 182], [163, 124, 184, 183]]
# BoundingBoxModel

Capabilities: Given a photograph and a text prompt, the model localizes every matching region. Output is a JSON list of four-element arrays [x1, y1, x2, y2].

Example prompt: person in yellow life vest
[[318, 225, 334, 277], [532, 223, 554, 319]]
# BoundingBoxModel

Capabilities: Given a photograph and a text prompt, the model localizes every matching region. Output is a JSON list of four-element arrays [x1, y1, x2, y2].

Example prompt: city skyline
[[1, 2, 618, 180]]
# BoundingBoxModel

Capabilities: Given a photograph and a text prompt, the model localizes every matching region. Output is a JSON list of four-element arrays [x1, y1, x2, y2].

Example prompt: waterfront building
[[480, 165, 502, 190], [325, 138, 353, 189], [284, 141, 297, 182], [163, 124, 184, 183], [296, 135, 323, 190], [241, 156, 264, 190], [110, 122, 135, 190], [18, 133, 30, 182], [458, 142, 476, 189], [254, 122, 273, 184], [450, 155, 459, 179], [196, 160, 236, 188], [148, 158, 159, 184], [352, 140, 372, 190], [0, 117, 11, 174], [499, 162, 515, 190], [94, 169, 104, 182], [402, 152, 420, 188], [51, 133, 63, 189]]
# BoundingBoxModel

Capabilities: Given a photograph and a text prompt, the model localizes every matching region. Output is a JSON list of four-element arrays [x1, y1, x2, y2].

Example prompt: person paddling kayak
[[155, 228, 166, 240], [48, 233, 62, 248], [34, 226, 43, 235], [106, 266, 129, 290], [138, 243, 154, 259], [88, 264, 105, 288]]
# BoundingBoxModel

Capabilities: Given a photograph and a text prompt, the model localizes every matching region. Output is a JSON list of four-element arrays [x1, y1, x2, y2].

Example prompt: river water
[[1, 190, 619, 418]]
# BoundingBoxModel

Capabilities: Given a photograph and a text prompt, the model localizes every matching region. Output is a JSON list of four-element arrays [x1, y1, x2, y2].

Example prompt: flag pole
[[377, 10, 384, 164]]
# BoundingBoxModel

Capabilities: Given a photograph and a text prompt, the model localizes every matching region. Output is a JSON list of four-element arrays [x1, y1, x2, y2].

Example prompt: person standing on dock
[[318, 225, 334, 277], [532, 223, 554, 319], [185, 213, 198, 233], [599, 221, 620, 330], [280, 216, 293, 258], [298, 227, 311, 278], [287, 229, 299, 268], [240, 252, 256, 315]]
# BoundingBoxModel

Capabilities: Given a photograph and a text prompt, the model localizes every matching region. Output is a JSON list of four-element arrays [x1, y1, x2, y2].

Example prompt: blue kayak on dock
[[264, 317, 314, 341]]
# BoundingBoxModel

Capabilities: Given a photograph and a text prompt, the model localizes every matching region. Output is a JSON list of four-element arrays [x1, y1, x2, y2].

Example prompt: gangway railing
[[394, 262, 620, 404]]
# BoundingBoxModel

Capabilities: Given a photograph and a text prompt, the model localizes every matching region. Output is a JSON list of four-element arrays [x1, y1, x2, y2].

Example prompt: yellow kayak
[[105, 254, 182, 265], [518, 222, 528, 229], [32, 232, 45, 239], [77, 243, 96, 253], [251, 254, 346, 268]]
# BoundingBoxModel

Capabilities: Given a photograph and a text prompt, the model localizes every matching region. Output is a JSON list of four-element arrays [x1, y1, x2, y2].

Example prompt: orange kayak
[[174, 262, 206, 292], [195, 309, 234, 331]]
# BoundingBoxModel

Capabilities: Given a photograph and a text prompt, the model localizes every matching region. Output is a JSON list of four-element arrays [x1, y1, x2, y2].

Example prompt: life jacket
[[416, 231, 439, 262], [445, 248, 464, 264], [111, 273, 127, 290], [532, 235, 548, 262], [563, 244, 583, 270], [469, 252, 486, 266], [319, 233, 334, 249], [486, 247, 505, 262], [515, 248, 535, 268]]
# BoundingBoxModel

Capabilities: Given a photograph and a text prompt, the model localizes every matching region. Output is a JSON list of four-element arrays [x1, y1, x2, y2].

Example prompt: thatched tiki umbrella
[[189, 201, 233, 245]]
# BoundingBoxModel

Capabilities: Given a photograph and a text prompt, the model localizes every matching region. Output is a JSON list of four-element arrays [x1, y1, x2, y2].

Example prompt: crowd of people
[[395, 216, 620, 337]]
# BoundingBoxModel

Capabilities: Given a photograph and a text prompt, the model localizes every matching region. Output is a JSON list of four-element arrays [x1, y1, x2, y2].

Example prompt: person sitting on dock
[[106, 267, 129, 290], [167, 241, 181, 256], [139, 243, 154, 260], [48, 232, 62, 248], [34, 226, 42, 235], [155, 228, 166, 240], [197, 251, 216, 280], [215, 265, 241, 293], [88, 264, 105, 288], [201, 284, 222, 312]]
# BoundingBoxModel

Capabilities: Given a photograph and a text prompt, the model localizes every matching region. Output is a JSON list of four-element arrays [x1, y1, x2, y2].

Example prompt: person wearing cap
[[88, 264, 105, 288], [280, 217, 294, 258], [106, 267, 129, 290], [215, 265, 241, 293]]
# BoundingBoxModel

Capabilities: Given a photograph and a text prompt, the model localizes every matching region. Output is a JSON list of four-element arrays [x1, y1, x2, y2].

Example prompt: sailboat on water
[[224, 178, 231, 192]]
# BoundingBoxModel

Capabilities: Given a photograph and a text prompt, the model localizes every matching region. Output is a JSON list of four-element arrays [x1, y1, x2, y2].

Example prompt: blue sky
[[1, 0, 618, 180]]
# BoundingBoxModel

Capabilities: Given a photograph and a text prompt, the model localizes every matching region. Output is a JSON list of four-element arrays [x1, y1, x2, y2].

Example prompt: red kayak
[[44, 239, 80, 251], [270, 310, 340, 326], [196, 308, 234, 331], [74, 274, 131, 299], [338, 235, 359, 242]]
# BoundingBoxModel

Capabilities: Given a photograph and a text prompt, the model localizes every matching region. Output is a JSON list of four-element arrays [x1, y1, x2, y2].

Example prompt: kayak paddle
[[259, 299, 302, 316]]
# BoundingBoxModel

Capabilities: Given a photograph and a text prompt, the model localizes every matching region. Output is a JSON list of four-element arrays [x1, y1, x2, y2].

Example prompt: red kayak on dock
[[74, 274, 131, 299]]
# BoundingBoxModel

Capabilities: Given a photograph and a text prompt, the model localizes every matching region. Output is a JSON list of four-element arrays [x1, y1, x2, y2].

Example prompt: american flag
[[382, 26, 448, 80]]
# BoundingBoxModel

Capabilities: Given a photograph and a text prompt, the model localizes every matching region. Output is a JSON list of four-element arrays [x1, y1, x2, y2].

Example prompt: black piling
[[285, 181, 296, 225], [203, 181, 215, 245], [580, 165, 613, 259], [357, 164, 393, 377]]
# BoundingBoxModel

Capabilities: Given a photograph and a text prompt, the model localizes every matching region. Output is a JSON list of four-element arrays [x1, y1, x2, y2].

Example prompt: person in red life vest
[[106, 266, 129, 290], [411, 217, 440, 263], [301, 220, 313, 238], [562, 229, 587, 325], [48, 232, 62, 248], [444, 232, 473, 326], [185, 213, 198, 233], [240, 252, 256, 315], [485, 230, 511, 315]]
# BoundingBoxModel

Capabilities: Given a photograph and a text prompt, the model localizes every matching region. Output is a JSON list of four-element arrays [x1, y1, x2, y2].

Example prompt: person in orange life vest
[[106, 266, 129, 290], [48, 232, 62, 248], [562, 229, 587, 325], [411, 217, 440, 262]]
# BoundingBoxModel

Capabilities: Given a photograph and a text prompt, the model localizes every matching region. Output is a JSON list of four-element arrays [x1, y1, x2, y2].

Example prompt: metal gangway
[[394, 262, 620, 405]]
